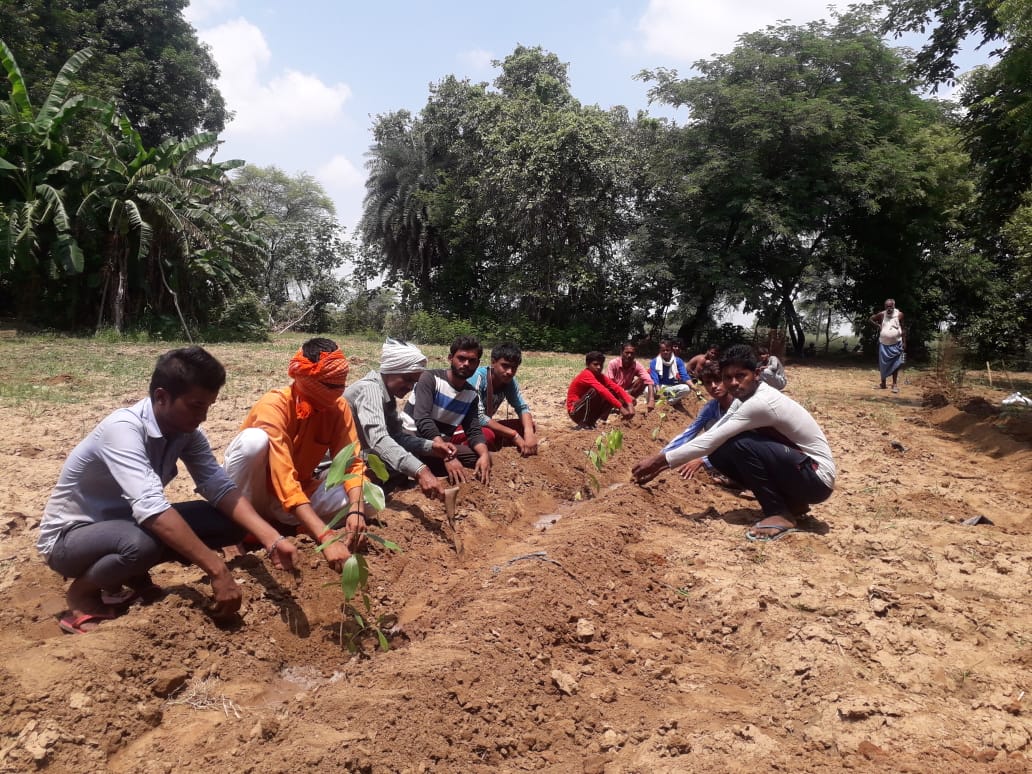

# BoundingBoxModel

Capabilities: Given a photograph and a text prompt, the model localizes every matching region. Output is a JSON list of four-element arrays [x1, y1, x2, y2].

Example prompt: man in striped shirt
[[402, 335, 492, 485]]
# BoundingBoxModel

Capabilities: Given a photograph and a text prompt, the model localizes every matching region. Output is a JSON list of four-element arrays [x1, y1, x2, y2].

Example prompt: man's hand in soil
[[677, 458, 706, 480], [417, 466, 446, 500], [514, 431, 538, 457], [343, 510, 368, 555], [474, 452, 491, 485], [619, 404, 635, 420], [431, 437, 457, 460], [267, 538, 298, 571], [632, 452, 668, 485], [321, 537, 352, 573], [209, 565, 242, 619], [444, 457, 470, 485]]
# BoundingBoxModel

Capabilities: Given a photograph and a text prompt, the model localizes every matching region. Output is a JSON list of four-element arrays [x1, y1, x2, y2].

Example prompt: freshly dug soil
[[0, 363, 1030, 773]]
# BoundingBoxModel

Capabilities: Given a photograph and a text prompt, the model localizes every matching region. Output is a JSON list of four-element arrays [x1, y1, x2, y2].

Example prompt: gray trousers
[[46, 502, 243, 589]]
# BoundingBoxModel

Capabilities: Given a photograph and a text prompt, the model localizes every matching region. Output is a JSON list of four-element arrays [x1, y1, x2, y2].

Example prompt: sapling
[[583, 428, 623, 496], [318, 443, 401, 652]]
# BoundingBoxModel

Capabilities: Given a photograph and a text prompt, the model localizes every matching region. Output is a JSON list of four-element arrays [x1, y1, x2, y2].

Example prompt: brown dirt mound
[[1, 366, 1031, 772]]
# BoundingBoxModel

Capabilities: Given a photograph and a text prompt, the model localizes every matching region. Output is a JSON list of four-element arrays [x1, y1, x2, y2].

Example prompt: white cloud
[[458, 48, 495, 73], [317, 154, 364, 192], [635, 0, 850, 63], [184, 0, 236, 26], [198, 17, 351, 138], [315, 155, 365, 232]]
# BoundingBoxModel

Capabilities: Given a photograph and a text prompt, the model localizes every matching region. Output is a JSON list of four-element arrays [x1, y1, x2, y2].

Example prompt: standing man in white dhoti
[[870, 299, 906, 393]]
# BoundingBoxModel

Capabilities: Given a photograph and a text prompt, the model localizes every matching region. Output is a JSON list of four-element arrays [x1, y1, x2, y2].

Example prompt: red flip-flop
[[58, 610, 117, 635]]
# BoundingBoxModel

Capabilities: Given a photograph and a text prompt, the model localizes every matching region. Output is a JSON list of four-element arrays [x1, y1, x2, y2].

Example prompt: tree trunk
[[675, 288, 717, 348], [113, 252, 127, 334], [784, 295, 805, 354]]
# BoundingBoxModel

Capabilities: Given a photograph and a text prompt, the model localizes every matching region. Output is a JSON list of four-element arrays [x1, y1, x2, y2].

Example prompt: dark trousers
[[708, 432, 832, 518], [568, 389, 610, 427], [47, 501, 244, 589]]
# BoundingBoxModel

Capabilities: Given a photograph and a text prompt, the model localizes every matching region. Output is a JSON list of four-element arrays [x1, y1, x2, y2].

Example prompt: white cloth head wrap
[[379, 338, 428, 374]]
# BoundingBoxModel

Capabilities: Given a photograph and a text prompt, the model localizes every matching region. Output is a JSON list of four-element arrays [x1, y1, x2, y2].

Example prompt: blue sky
[[185, 1, 990, 235]]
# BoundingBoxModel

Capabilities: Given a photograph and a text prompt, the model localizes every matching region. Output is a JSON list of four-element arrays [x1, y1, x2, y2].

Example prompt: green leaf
[[609, 429, 623, 452], [316, 531, 341, 553], [356, 555, 369, 588], [322, 506, 347, 533], [0, 40, 31, 117], [365, 453, 389, 483], [364, 532, 402, 552], [363, 480, 386, 512], [376, 629, 390, 651], [340, 555, 361, 600], [324, 442, 357, 489]]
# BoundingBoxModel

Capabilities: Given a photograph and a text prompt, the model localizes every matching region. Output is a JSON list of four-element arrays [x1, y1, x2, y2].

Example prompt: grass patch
[[0, 334, 589, 410]]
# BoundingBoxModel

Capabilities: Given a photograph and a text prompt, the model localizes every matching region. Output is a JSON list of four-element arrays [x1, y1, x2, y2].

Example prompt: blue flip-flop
[[746, 525, 804, 542]]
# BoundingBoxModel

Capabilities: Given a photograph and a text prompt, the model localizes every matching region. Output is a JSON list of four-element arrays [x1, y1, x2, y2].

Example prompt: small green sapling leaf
[[341, 554, 361, 599], [363, 480, 386, 512], [366, 453, 389, 483], [324, 442, 357, 489]]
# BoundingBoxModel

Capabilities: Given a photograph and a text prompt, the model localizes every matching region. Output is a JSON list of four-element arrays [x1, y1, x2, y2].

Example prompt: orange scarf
[[287, 348, 350, 419]]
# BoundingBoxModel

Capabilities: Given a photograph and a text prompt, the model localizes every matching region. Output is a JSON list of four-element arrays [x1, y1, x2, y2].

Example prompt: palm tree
[[360, 114, 445, 291]]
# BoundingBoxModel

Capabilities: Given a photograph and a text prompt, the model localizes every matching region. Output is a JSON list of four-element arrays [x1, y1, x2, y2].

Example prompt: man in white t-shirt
[[632, 344, 836, 541]]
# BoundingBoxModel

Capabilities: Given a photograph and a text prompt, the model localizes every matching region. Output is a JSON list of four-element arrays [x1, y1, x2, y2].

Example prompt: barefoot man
[[870, 298, 906, 393]]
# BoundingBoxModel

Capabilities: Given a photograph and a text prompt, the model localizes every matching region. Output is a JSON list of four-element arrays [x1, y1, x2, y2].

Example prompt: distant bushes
[[381, 310, 602, 353]]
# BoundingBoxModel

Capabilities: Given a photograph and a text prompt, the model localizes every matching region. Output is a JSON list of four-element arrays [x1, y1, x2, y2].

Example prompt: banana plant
[[0, 41, 109, 275]]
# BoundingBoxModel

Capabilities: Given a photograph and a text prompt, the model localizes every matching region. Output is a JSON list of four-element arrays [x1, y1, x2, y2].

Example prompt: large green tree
[[0, 0, 226, 146], [232, 165, 350, 331], [1, 40, 256, 337], [881, 0, 1032, 352], [640, 14, 969, 352], [360, 46, 636, 342], [0, 41, 104, 312]]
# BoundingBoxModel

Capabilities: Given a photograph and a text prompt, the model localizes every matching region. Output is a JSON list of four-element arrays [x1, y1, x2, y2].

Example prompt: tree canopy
[[0, 0, 226, 146]]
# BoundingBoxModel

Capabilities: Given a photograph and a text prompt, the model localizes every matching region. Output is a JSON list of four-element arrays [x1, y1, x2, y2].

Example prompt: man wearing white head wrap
[[379, 338, 429, 375], [344, 340, 449, 500]]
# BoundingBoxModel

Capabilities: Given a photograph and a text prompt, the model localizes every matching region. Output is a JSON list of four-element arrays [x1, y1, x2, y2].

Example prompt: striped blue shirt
[[401, 369, 486, 448]]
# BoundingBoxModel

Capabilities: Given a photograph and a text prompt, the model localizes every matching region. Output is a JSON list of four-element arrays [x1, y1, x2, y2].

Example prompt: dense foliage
[[0, 0, 226, 146], [2, 1, 1030, 360]]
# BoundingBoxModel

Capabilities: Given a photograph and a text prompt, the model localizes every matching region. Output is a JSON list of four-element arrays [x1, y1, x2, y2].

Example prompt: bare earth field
[[0, 337, 1030, 773]]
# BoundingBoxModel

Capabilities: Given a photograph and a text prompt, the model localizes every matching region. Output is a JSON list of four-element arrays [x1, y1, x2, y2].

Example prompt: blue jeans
[[47, 502, 244, 588], [708, 432, 832, 518]]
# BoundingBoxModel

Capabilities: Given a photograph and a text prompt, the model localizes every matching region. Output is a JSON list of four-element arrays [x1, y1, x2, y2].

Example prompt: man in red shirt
[[567, 351, 635, 429]]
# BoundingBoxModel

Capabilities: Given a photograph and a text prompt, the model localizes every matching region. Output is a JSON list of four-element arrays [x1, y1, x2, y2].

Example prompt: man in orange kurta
[[223, 338, 367, 570]]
